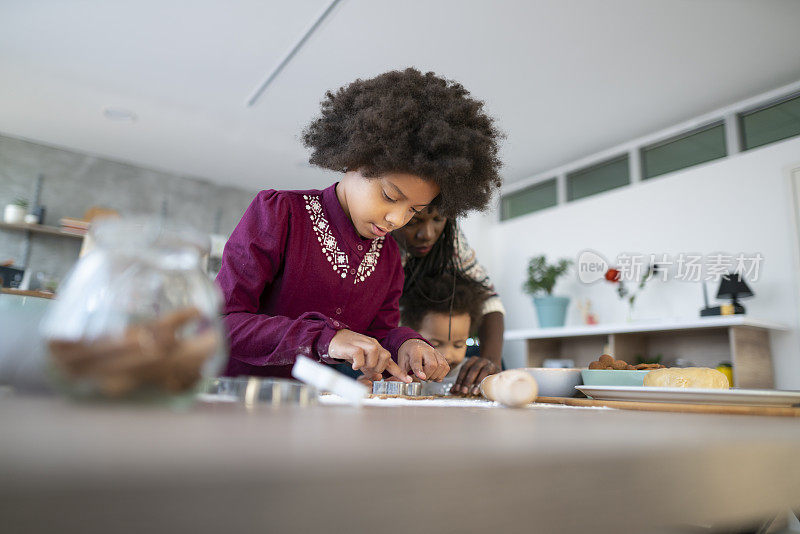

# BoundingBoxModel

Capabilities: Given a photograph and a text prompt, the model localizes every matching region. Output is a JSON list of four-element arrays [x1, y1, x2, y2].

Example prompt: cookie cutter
[[201, 377, 319, 407], [372, 380, 421, 396]]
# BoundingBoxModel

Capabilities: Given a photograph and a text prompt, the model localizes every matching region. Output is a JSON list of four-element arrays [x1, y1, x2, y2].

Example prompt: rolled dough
[[643, 367, 730, 389], [480, 370, 539, 407]]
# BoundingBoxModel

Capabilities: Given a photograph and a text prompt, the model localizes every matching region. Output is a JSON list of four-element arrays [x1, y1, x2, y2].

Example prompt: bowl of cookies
[[581, 354, 666, 387]]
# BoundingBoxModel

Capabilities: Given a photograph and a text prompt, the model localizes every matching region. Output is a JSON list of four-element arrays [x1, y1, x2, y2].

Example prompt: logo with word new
[[577, 249, 610, 284]]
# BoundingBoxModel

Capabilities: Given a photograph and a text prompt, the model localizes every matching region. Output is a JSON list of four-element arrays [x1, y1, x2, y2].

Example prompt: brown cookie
[[634, 363, 660, 370], [598, 354, 614, 365]]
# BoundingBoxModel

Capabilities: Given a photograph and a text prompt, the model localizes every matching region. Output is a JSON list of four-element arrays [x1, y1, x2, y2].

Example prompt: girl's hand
[[397, 339, 449, 382], [453, 356, 499, 396], [356, 374, 374, 390], [328, 329, 410, 383]]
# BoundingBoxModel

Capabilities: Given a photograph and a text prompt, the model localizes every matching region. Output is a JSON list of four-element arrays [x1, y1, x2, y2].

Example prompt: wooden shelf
[[0, 288, 55, 299], [506, 316, 784, 388], [0, 221, 85, 240]]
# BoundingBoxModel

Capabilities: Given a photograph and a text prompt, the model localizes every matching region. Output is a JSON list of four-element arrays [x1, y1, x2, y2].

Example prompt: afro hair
[[302, 67, 503, 218], [400, 272, 490, 332]]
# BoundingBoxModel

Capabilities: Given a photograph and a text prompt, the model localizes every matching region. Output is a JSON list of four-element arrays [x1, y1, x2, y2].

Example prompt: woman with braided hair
[[394, 207, 506, 395]]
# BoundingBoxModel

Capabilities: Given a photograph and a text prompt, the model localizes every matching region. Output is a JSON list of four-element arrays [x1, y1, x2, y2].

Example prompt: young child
[[399, 273, 494, 396], [393, 208, 506, 393], [216, 68, 503, 383]]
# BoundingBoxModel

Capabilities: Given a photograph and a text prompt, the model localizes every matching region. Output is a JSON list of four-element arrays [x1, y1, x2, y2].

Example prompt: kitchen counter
[[1, 393, 799, 533]]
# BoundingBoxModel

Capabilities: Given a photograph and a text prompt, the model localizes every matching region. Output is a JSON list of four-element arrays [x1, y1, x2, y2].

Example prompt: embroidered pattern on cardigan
[[304, 194, 383, 284]]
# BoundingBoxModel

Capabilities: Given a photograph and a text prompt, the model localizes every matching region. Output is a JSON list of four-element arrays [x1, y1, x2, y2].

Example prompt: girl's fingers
[[361, 343, 379, 372], [409, 351, 426, 380], [376, 347, 392, 373], [463, 359, 488, 389], [350, 348, 365, 371], [361, 371, 382, 382], [461, 358, 483, 390], [426, 350, 448, 382], [354, 339, 391, 376], [356, 375, 375, 389], [384, 359, 411, 383], [425, 355, 442, 382], [471, 367, 494, 395], [365, 345, 390, 374], [422, 352, 440, 381]]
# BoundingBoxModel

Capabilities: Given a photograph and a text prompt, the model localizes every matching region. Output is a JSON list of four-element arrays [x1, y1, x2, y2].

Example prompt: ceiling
[[2, 0, 800, 194]]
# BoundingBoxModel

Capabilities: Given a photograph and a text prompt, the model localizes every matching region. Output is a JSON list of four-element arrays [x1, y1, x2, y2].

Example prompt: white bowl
[[520, 368, 583, 397]]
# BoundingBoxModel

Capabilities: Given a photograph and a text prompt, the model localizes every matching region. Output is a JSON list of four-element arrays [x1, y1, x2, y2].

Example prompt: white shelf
[[505, 316, 788, 340]]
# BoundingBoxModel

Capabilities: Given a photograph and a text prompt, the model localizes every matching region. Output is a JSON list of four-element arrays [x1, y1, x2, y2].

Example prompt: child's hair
[[302, 67, 503, 218], [400, 272, 489, 332], [402, 215, 457, 294]]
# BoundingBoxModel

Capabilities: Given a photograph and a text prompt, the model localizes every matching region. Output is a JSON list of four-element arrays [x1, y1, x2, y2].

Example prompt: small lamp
[[716, 272, 753, 315], [700, 272, 754, 317]]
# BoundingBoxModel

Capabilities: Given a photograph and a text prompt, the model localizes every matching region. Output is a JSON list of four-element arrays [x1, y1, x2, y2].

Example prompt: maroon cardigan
[[216, 183, 425, 378]]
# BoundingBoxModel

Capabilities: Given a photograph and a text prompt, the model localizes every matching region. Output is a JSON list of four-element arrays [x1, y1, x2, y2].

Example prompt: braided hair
[[402, 217, 458, 295]]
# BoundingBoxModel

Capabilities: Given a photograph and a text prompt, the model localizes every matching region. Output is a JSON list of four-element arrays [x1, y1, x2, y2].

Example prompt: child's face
[[338, 170, 439, 240], [393, 206, 447, 257], [416, 311, 471, 367]]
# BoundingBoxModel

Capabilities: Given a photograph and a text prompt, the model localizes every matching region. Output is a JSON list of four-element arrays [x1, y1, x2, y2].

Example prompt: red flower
[[605, 268, 621, 282]]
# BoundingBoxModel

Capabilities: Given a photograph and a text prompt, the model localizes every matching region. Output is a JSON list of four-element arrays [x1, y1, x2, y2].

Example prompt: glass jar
[[40, 217, 227, 402]]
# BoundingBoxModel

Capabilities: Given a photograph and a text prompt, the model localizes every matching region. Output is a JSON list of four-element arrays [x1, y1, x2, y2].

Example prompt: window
[[740, 92, 800, 151], [501, 89, 800, 218], [641, 122, 727, 180], [567, 155, 629, 201], [500, 178, 557, 221]]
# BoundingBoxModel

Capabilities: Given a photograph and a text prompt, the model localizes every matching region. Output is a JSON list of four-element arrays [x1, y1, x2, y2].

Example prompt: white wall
[[462, 136, 800, 390]]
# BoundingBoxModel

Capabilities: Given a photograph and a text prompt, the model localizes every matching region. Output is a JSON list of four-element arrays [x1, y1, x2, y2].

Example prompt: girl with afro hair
[[216, 67, 503, 383]]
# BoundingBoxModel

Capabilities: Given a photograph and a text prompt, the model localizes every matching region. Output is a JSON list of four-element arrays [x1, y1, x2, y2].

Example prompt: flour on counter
[[318, 394, 611, 410]]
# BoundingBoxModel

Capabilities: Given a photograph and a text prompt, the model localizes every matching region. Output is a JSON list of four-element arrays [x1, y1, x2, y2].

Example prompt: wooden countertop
[[1, 394, 799, 533]]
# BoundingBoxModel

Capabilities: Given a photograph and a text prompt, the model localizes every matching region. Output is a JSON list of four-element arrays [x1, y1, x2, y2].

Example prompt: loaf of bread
[[480, 370, 538, 407], [643, 367, 730, 389]]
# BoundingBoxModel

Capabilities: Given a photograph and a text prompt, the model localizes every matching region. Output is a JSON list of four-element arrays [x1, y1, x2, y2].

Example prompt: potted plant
[[4, 198, 29, 224], [523, 255, 573, 328]]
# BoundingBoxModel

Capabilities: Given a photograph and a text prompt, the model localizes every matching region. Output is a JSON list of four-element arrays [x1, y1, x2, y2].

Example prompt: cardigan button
[[357, 245, 363, 251], [349, 268, 355, 275], [333, 321, 340, 328], [335, 308, 342, 315]]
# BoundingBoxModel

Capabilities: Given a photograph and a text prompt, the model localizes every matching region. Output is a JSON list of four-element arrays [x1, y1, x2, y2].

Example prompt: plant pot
[[4, 204, 26, 224], [533, 295, 570, 328]]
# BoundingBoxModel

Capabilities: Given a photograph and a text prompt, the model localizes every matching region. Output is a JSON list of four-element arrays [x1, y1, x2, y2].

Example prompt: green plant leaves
[[522, 255, 573, 296]]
